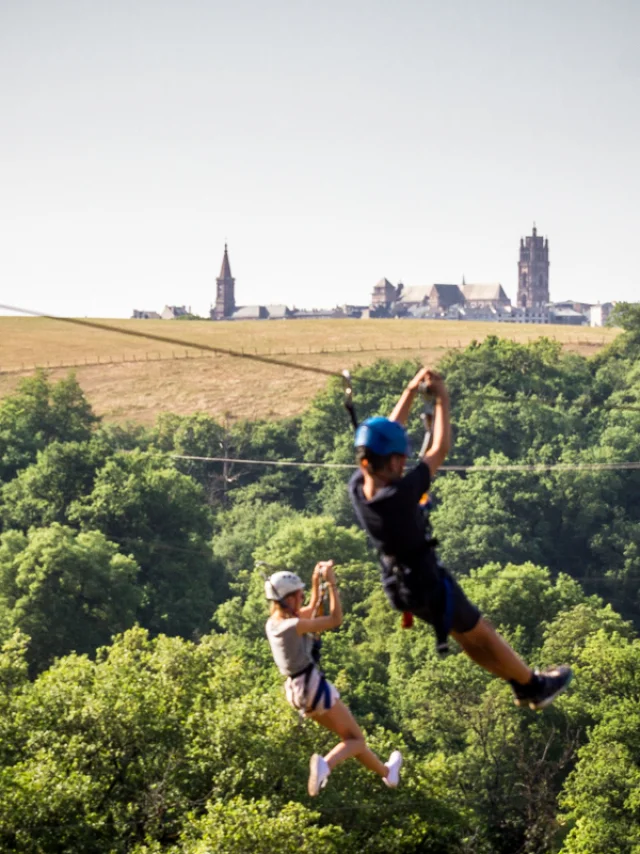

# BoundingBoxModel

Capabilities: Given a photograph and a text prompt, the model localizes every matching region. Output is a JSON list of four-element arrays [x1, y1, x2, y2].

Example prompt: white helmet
[[264, 571, 305, 602]]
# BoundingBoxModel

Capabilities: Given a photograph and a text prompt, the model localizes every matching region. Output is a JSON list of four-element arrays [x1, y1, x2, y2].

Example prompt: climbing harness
[[286, 661, 332, 717], [437, 575, 454, 656]]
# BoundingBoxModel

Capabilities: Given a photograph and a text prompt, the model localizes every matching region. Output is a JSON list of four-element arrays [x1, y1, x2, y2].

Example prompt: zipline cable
[[73, 529, 640, 585], [0, 303, 353, 382], [173, 453, 640, 473], [6, 303, 638, 410]]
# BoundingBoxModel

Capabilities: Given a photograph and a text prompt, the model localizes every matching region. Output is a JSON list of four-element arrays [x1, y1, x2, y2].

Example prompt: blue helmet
[[354, 417, 410, 456]]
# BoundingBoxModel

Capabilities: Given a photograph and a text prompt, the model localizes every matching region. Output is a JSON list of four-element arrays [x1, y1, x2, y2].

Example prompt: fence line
[[0, 337, 609, 377]]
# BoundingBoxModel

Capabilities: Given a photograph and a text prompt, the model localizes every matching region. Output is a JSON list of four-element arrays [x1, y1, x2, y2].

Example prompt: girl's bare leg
[[313, 699, 387, 777], [451, 616, 532, 683]]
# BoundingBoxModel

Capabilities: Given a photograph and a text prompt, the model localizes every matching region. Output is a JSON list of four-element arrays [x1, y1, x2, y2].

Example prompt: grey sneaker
[[512, 666, 573, 711], [308, 753, 330, 796], [383, 750, 403, 788]]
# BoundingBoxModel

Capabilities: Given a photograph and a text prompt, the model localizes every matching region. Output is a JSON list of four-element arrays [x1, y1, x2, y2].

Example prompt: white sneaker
[[383, 750, 403, 788], [308, 753, 330, 796]]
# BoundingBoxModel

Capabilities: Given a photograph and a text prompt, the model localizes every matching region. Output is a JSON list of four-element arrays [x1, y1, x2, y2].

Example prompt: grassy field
[[0, 317, 619, 423]]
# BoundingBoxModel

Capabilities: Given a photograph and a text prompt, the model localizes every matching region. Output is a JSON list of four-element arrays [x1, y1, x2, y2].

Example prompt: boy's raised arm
[[389, 366, 431, 425], [423, 372, 451, 476]]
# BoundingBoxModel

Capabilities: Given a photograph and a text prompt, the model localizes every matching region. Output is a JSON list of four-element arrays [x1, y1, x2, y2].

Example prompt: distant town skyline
[[136, 229, 612, 327], [1, 1, 638, 319]]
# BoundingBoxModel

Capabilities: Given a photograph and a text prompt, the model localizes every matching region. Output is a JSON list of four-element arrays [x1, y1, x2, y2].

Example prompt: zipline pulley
[[342, 370, 358, 430], [310, 573, 330, 664], [418, 381, 436, 457]]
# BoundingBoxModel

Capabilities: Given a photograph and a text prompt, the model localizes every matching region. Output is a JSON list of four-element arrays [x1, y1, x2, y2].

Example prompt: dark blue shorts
[[381, 562, 481, 635]]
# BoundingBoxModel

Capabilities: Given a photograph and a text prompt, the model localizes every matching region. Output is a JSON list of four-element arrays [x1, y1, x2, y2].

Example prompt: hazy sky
[[1, 0, 638, 318]]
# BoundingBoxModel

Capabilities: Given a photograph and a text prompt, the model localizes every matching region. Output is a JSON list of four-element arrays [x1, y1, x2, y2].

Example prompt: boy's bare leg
[[451, 617, 532, 684]]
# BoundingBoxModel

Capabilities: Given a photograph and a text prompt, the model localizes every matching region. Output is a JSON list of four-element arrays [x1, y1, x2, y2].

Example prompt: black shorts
[[381, 561, 481, 635]]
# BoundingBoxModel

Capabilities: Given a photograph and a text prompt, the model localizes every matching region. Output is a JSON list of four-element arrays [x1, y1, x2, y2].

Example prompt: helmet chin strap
[[274, 584, 299, 617], [280, 595, 298, 617]]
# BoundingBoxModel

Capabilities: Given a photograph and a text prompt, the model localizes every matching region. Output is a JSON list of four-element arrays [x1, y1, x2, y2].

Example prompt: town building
[[209, 246, 295, 320], [517, 225, 549, 307], [134, 228, 612, 327], [462, 283, 510, 308], [589, 302, 615, 327], [264, 304, 290, 320], [429, 284, 464, 311], [289, 308, 340, 320], [132, 310, 161, 320], [371, 278, 400, 309], [382, 281, 509, 315], [550, 307, 588, 325], [395, 285, 432, 310], [211, 244, 236, 319], [160, 305, 189, 320], [229, 305, 268, 320]]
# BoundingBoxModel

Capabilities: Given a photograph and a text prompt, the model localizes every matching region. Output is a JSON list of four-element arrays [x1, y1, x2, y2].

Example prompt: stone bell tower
[[517, 225, 549, 307], [211, 244, 235, 319]]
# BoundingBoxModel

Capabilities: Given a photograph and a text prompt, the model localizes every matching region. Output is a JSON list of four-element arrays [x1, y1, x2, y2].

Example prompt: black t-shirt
[[349, 462, 435, 572]]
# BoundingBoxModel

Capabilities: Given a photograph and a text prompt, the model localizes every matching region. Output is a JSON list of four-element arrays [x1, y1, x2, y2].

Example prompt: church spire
[[219, 243, 232, 280], [211, 243, 236, 320]]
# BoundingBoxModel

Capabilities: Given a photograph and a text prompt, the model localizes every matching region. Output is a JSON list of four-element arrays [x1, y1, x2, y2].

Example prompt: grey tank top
[[265, 617, 314, 677]]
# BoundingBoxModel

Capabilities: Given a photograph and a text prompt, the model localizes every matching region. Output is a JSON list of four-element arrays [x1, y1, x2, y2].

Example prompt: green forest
[[1, 305, 639, 853]]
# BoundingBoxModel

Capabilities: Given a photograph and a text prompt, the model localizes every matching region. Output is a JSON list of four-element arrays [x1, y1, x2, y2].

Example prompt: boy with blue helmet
[[349, 366, 572, 711], [354, 417, 411, 457]]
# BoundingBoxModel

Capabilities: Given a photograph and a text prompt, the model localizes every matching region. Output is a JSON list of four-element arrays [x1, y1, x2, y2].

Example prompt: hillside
[[0, 317, 618, 423]]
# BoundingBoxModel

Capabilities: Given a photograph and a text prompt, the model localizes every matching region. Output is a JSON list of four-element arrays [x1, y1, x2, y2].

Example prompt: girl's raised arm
[[298, 562, 323, 619], [297, 563, 342, 635]]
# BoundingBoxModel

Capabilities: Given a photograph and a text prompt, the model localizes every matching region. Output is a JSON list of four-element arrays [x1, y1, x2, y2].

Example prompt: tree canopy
[[0, 322, 639, 852]]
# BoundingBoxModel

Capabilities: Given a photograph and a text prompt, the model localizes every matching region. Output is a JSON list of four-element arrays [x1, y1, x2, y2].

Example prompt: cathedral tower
[[517, 225, 549, 307], [212, 244, 235, 319]]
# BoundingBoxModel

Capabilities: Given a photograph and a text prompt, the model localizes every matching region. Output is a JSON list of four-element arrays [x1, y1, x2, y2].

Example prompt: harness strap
[[310, 672, 331, 712], [288, 663, 331, 713], [379, 552, 453, 656], [289, 663, 331, 713], [290, 662, 314, 681], [435, 575, 454, 657]]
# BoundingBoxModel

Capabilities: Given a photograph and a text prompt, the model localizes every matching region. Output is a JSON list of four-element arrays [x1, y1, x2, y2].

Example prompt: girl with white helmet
[[265, 560, 402, 796]]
